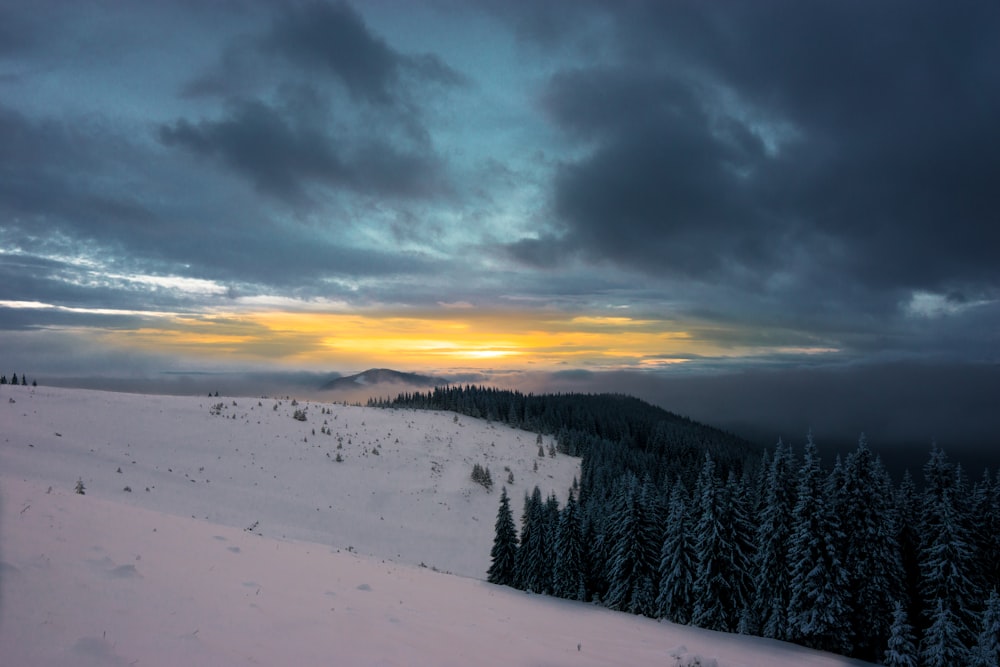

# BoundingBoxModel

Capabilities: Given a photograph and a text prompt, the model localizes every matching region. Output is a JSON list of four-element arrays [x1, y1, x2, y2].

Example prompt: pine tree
[[839, 435, 904, 659], [752, 439, 796, 639], [919, 479, 978, 649], [895, 469, 922, 623], [883, 601, 918, 667], [691, 453, 737, 632], [657, 480, 695, 624], [786, 435, 850, 654], [971, 590, 1000, 667], [543, 492, 561, 594], [725, 469, 755, 630], [970, 471, 998, 602], [919, 598, 968, 667], [552, 491, 584, 600], [487, 487, 518, 586], [515, 487, 550, 593], [605, 474, 659, 615]]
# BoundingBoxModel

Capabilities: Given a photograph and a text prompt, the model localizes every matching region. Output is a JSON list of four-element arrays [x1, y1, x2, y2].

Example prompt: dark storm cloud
[[263, 0, 463, 105], [0, 5, 38, 56], [0, 104, 157, 229], [159, 98, 442, 203], [0, 99, 435, 299], [542, 66, 772, 280], [530, 1, 1000, 300], [165, 2, 458, 205]]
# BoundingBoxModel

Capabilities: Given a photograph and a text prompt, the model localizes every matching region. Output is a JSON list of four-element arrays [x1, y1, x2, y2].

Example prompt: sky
[[2, 1, 999, 453]]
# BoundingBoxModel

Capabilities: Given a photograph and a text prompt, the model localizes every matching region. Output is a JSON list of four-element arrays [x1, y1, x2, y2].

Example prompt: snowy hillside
[[1, 386, 578, 577], [1, 386, 876, 666]]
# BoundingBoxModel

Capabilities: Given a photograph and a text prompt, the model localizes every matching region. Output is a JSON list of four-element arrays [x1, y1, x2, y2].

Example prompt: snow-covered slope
[[0, 386, 877, 666], [0, 386, 577, 577]]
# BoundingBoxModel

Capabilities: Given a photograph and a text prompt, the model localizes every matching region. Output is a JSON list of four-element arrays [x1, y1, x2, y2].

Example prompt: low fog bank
[[527, 361, 1000, 479], [41, 371, 338, 401], [35, 360, 999, 479]]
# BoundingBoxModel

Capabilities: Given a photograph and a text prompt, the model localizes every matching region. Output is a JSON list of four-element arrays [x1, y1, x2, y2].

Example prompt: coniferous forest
[[374, 386, 1000, 665]]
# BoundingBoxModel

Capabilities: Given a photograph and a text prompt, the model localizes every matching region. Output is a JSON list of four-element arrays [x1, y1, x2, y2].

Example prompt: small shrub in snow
[[75, 478, 85, 495]]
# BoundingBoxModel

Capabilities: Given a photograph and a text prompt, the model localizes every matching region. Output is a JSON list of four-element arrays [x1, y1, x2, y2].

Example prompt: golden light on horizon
[[86, 306, 810, 372]]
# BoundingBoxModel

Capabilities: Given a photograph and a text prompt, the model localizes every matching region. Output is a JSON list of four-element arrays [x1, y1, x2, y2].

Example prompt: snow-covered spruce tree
[[883, 600, 918, 667], [487, 486, 518, 586], [785, 435, 850, 655], [970, 470, 1000, 600], [991, 471, 1000, 587], [605, 474, 660, 616], [751, 439, 797, 640], [543, 492, 561, 592], [656, 480, 695, 625], [580, 505, 609, 603], [691, 453, 738, 632], [919, 450, 978, 651], [838, 435, 904, 659], [515, 486, 552, 594], [919, 598, 968, 667], [895, 469, 923, 622], [971, 589, 1000, 667], [552, 491, 585, 600], [514, 490, 535, 591], [725, 469, 756, 632]]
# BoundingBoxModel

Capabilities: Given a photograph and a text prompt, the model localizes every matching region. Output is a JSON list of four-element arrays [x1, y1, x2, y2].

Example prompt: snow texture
[[1, 386, 878, 666]]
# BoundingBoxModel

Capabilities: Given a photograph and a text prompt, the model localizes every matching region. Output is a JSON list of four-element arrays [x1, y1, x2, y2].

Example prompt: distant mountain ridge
[[320, 368, 443, 392]]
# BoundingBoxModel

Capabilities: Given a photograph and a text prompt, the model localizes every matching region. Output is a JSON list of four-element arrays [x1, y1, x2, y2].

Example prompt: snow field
[[0, 386, 878, 666]]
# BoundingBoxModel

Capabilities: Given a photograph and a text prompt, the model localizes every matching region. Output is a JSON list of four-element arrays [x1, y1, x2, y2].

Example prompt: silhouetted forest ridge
[[369, 386, 761, 488]]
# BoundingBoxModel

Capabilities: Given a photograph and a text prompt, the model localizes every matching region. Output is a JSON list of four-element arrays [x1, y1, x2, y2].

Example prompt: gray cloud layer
[[523, 2, 1000, 302], [1, 1, 998, 448]]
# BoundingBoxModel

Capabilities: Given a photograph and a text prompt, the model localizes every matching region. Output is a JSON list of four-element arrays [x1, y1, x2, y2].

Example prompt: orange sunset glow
[[93, 309, 738, 372]]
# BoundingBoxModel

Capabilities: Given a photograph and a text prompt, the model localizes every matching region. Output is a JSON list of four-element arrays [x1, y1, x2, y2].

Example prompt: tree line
[[1, 373, 36, 386], [376, 386, 999, 665]]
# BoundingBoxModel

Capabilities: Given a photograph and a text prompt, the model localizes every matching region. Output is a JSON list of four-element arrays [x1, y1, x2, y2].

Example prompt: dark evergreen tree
[[972, 589, 1000, 667], [883, 601, 918, 667], [515, 487, 551, 594], [691, 453, 738, 632], [552, 491, 585, 600], [786, 435, 850, 654], [487, 486, 518, 586], [838, 435, 904, 659], [514, 490, 535, 590], [895, 469, 923, 623], [919, 598, 968, 667], [922, 444, 954, 503], [656, 480, 695, 624], [752, 439, 796, 639], [543, 492, 561, 594], [605, 474, 659, 615], [920, 459, 978, 649], [11, 373, 18, 385], [970, 471, 999, 599], [725, 469, 756, 632], [580, 507, 608, 603]]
